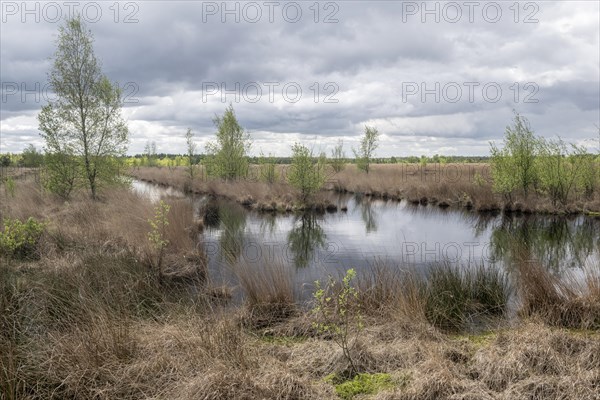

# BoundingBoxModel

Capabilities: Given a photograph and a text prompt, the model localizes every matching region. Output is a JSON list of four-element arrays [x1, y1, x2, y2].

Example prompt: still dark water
[[132, 180, 600, 295]]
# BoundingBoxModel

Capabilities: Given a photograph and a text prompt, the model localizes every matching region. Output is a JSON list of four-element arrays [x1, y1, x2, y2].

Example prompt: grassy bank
[[330, 163, 600, 214], [128, 163, 600, 215], [1, 180, 599, 399], [129, 165, 336, 213]]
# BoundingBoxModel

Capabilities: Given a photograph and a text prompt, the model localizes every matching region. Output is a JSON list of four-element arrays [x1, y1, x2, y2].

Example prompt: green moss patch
[[326, 373, 396, 399]]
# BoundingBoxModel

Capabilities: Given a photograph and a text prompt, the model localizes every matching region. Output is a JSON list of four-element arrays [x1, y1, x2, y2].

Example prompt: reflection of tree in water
[[488, 215, 599, 271], [355, 194, 378, 233], [287, 212, 326, 268], [471, 212, 499, 238], [333, 193, 350, 209], [218, 204, 247, 263], [259, 212, 277, 236]]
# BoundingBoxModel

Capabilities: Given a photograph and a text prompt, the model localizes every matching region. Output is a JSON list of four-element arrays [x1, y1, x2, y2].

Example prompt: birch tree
[[38, 16, 128, 199]]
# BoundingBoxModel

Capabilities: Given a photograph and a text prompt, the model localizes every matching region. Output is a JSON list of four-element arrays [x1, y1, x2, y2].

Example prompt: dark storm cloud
[[1, 0, 598, 155]]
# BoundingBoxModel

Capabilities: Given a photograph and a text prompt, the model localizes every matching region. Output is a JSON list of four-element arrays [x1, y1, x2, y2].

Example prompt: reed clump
[[515, 256, 600, 330], [355, 262, 511, 331], [234, 261, 297, 329], [423, 263, 511, 331]]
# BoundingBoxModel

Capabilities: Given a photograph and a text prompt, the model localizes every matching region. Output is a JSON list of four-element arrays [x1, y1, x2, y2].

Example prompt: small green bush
[[288, 143, 326, 204], [489, 113, 539, 199], [204, 105, 251, 180], [354, 126, 379, 174], [147, 200, 170, 278], [313, 268, 363, 376], [4, 176, 16, 197], [0, 217, 46, 259], [330, 139, 346, 173], [537, 138, 586, 206]]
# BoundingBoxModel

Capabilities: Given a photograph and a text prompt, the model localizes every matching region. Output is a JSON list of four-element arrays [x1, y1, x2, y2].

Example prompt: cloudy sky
[[1, 1, 599, 156]]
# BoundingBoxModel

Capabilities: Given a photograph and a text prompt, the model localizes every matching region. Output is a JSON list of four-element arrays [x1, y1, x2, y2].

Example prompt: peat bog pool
[[132, 180, 600, 299]]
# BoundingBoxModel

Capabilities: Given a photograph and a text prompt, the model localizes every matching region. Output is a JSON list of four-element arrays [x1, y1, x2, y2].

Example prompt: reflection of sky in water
[[203, 196, 499, 273], [318, 196, 496, 265], [131, 180, 600, 297], [131, 180, 184, 203]]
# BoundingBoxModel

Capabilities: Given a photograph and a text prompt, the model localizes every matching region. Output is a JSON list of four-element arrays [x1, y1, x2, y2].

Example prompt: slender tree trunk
[[89, 175, 97, 199], [84, 156, 96, 199]]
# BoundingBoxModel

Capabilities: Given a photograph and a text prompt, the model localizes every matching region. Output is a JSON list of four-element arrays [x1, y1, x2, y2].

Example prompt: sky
[[1, 0, 599, 157]]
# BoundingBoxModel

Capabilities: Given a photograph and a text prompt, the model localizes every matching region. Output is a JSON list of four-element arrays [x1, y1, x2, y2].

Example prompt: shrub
[[0, 155, 11, 167], [490, 113, 539, 198], [0, 217, 46, 259], [19, 144, 44, 167], [575, 152, 597, 198], [147, 201, 170, 279], [537, 139, 590, 206], [473, 171, 487, 187], [4, 176, 16, 197], [330, 139, 346, 173], [354, 126, 379, 174], [313, 268, 363, 377], [43, 152, 79, 199], [489, 147, 516, 201], [288, 143, 326, 204], [205, 105, 251, 180]]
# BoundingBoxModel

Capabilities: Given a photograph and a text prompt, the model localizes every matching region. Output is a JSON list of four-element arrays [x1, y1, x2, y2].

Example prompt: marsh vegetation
[[1, 177, 599, 399]]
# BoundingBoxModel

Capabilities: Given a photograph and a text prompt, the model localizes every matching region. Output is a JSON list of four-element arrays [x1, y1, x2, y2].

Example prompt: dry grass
[[0, 178, 51, 222], [233, 261, 298, 329], [367, 323, 600, 400], [333, 163, 600, 214], [331, 164, 496, 208], [0, 166, 39, 182], [2, 179, 600, 399], [354, 262, 511, 332], [0, 179, 206, 280], [131, 166, 297, 210], [515, 255, 600, 330], [355, 265, 426, 322], [2, 274, 599, 400]]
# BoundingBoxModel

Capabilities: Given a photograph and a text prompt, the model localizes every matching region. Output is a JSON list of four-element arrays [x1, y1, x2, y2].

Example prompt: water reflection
[[131, 180, 600, 279], [287, 213, 326, 268], [259, 212, 278, 236], [216, 203, 247, 263], [131, 180, 184, 202], [471, 212, 501, 238], [488, 215, 598, 270], [355, 194, 378, 233]]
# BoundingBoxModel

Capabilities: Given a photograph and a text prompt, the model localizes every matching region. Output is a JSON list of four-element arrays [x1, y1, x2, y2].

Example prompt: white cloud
[[1, 1, 598, 156]]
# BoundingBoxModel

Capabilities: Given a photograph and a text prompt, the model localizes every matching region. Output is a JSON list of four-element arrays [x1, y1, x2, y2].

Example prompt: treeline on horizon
[[127, 153, 492, 166], [0, 147, 492, 169]]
